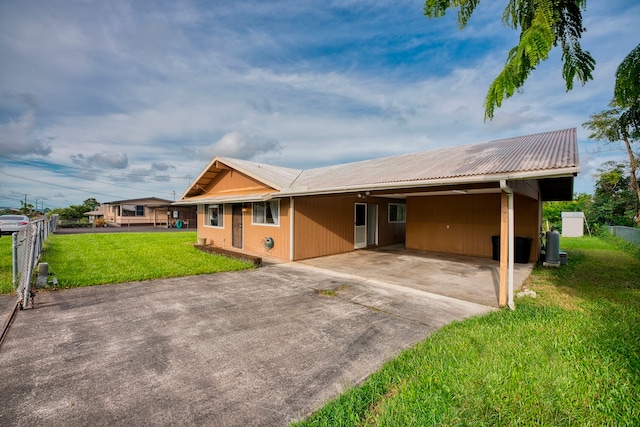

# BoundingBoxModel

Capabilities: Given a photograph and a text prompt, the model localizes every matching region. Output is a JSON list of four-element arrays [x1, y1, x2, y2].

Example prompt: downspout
[[289, 197, 295, 261], [500, 180, 515, 310]]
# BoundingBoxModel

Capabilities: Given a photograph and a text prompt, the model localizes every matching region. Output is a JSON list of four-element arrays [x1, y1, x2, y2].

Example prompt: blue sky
[[1, 0, 638, 210]]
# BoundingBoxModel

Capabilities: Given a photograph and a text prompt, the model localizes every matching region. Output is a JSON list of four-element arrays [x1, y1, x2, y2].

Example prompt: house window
[[206, 204, 224, 227], [252, 200, 279, 226], [135, 205, 144, 216], [389, 203, 406, 223]]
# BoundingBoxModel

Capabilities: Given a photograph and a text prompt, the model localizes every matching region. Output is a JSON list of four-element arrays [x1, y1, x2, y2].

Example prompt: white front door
[[354, 203, 367, 249]]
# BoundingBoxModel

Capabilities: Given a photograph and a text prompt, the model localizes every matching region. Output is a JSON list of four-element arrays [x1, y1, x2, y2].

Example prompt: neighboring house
[[103, 197, 197, 228], [84, 205, 105, 223], [175, 128, 579, 306]]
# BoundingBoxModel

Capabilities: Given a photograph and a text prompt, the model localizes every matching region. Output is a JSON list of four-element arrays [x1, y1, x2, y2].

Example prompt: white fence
[[14, 215, 58, 309], [609, 226, 640, 246]]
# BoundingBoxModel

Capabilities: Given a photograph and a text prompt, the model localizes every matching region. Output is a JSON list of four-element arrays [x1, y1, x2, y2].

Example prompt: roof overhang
[[179, 158, 228, 200], [277, 167, 579, 199], [173, 193, 274, 206], [179, 157, 290, 200], [538, 176, 575, 201]]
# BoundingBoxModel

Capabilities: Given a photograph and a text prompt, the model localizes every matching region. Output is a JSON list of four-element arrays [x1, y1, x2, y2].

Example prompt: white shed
[[561, 212, 584, 237]]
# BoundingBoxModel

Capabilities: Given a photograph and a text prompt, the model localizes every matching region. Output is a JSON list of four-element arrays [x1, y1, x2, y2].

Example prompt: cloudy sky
[[1, 0, 638, 210]]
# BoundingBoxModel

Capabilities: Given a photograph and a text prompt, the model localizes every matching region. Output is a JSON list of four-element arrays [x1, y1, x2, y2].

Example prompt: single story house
[[175, 128, 579, 307], [84, 205, 105, 223], [102, 197, 197, 228]]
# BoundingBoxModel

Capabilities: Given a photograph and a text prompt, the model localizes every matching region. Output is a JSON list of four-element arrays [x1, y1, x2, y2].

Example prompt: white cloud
[[0, 111, 52, 156], [0, 0, 636, 207], [71, 151, 129, 169], [202, 131, 282, 160]]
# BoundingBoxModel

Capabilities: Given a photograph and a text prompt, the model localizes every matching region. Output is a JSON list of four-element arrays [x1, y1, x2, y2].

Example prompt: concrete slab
[[298, 247, 535, 307], [0, 263, 491, 426]]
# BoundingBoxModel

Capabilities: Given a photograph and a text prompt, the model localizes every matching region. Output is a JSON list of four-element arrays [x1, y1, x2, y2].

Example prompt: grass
[[293, 236, 640, 426], [316, 285, 350, 297], [0, 235, 15, 293], [0, 232, 252, 293]]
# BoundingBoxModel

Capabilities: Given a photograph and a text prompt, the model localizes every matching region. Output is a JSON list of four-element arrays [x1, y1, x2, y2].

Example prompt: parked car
[[0, 215, 30, 235]]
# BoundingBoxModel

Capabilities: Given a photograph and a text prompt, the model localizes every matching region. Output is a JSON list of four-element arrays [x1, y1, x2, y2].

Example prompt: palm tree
[[424, 0, 597, 120]]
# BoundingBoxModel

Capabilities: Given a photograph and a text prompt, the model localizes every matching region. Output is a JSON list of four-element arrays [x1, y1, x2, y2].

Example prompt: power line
[[0, 171, 128, 200], [0, 154, 189, 180], [0, 155, 177, 197]]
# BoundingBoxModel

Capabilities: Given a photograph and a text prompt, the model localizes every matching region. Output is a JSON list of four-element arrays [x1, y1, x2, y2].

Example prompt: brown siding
[[514, 193, 540, 262], [206, 170, 274, 195], [377, 202, 406, 245], [294, 196, 354, 260], [198, 199, 291, 260], [406, 193, 539, 261], [243, 198, 290, 259], [293, 195, 406, 260]]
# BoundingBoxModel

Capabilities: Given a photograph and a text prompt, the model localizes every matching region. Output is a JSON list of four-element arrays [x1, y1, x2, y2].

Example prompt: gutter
[[172, 194, 274, 206], [500, 179, 515, 310]]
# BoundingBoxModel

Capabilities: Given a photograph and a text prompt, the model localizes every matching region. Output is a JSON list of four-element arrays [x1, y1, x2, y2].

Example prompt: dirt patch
[[194, 244, 262, 267]]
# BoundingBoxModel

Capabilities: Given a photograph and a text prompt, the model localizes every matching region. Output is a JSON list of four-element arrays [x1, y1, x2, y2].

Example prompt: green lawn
[[0, 235, 14, 293], [0, 232, 252, 293], [293, 236, 640, 426]]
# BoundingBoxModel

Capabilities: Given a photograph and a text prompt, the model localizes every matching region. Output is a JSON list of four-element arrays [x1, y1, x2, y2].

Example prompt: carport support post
[[499, 181, 515, 310], [499, 192, 508, 307]]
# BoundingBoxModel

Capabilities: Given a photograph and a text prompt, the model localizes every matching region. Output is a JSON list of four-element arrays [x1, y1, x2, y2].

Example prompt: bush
[[58, 221, 92, 228], [94, 218, 108, 227]]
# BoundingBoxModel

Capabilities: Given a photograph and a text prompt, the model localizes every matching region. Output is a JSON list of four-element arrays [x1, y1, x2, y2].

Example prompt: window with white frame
[[388, 203, 406, 223], [252, 200, 279, 226], [135, 205, 145, 216], [206, 204, 224, 227]]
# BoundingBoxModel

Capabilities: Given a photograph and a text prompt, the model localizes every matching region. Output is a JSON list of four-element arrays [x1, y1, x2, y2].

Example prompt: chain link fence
[[14, 215, 58, 309], [609, 226, 640, 246]]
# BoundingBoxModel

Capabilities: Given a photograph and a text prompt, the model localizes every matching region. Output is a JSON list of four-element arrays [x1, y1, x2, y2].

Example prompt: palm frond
[[424, 0, 480, 29], [615, 43, 640, 107]]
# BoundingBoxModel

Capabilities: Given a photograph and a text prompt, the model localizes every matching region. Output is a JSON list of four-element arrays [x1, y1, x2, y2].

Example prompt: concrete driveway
[[300, 246, 535, 307], [0, 262, 491, 426]]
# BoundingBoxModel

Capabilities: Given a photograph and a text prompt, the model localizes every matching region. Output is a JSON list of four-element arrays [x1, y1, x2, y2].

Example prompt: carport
[[297, 246, 534, 307]]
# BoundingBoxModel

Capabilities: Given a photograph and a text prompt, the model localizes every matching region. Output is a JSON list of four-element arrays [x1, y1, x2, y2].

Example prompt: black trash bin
[[491, 235, 500, 261], [514, 236, 533, 263], [491, 235, 533, 263]]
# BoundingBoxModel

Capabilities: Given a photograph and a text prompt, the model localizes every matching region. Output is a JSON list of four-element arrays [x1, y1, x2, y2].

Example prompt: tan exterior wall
[[102, 204, 196, 227], [197, 193, 408, 261], [207, 170, 274, 195], [293, 195, 406, 260], [193, 171, 540, 262], [406, 193, 539, 261], [197, 199, 291, 260], [103, 205, 170, 226]]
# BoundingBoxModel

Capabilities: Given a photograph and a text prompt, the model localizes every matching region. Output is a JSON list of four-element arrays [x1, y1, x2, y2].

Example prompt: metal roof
[[287, 128, 578, 192], [104, 197, 174, 205], [179, 128, 579, 201]]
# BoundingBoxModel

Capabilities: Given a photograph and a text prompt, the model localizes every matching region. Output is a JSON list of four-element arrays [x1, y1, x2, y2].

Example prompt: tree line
[[425, 0, 640, 227]]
